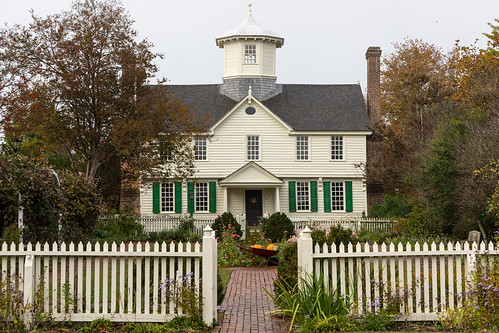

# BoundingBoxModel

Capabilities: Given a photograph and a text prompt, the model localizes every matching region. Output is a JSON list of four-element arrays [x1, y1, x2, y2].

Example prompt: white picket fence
[[0, 226, 217, 327], [297, 227, 493, 321], [291, 217, 396, 233]]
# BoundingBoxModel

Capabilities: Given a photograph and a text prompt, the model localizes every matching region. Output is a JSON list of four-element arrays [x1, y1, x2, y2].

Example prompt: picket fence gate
[[297, 227, 493, 321], [0, 226, 217, 327]]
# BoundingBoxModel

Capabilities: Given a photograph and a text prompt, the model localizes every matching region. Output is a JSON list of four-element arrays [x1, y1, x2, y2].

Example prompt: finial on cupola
[[248, 3, 252, 16]]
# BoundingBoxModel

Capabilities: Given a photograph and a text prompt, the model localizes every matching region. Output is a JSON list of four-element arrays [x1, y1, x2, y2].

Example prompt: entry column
[[223, 187, 228, 212], [275, 187, 280, 212]]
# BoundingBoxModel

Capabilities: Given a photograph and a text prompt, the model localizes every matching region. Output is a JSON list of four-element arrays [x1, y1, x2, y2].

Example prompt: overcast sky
[[1, 0, 498, 94]]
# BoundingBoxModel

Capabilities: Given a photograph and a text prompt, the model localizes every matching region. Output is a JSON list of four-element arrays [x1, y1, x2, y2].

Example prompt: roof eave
[[216, 35, 284, 48]]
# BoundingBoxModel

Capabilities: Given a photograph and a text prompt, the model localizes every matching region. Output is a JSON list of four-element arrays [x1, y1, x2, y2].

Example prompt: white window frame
[[296, 181, 310, 212], [296, 136, 309, 161], [331, 181, 345, 211], [195, 182, 209, 212], [161, 182, 175, 213], [246, 135, 260, 161], [244, 44, 257, 64], [194, 136, 207, 161], [330, 136, 344, 160]]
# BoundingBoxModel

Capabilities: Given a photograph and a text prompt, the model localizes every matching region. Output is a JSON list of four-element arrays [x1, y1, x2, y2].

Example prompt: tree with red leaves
[[0, 0, 203, 184]]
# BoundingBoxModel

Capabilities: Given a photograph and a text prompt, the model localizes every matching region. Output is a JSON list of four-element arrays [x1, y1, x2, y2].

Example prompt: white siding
[[224, 42, 239, 78], [140, 183, 153, 215], [228, 189, 245, 213], [262, 188, 275, 215], [262, 42, 275, 76]]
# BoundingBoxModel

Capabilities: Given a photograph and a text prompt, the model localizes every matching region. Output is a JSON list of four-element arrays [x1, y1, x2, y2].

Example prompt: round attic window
[[245, 107, 256, 115]]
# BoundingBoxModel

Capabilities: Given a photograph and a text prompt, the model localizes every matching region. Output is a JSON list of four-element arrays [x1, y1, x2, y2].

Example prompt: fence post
[[23, 254, 35, 328], [202, 225, 217, 325], [465, 241, 478, 285], [297, 226, 313, 285], [237, 212, 246, 240]]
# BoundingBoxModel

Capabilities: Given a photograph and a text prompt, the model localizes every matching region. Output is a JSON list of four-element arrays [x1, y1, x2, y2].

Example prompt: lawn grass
[[218, 267, 232, 297]]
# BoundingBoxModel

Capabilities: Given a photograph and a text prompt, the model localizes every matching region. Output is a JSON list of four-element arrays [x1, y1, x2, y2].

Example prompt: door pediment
[[219, 162, 283, 187]]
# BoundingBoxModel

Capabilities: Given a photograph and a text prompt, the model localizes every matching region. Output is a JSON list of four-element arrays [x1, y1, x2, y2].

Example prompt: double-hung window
[[296, 182, 310, 211], [244, 45, 256, 64], [195, 182, 209, 212], [247, 136, 260, 160], [194, 137, 207, 160], [331, 136, 343, 160], [161, 183, 174, 212], [296, 136, 309, 160], [331, 182, 345, 211]]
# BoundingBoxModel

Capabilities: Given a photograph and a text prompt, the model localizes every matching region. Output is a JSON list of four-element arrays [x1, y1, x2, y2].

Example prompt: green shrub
[[147, 217, 201, 244], [59, 172, 100, 243], [260, 212, 294, 242], [356, 229, 397, 244], [274, 242, 298, 297], [93, 214, 145, 243], [311, 225, 356, 247], [0, 225, 20, 244], [212, 212, 242, 239], [178, 217, 195, 233], [149, 229, 198, 244], [368, 194, 413, 218]]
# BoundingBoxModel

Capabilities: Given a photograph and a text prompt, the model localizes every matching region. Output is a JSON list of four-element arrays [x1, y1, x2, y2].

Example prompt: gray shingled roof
[[164, 84, 371, 132]]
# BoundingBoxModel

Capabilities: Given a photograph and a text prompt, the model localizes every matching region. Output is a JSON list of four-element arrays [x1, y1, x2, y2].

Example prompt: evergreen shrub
[[212, 212, 242, 239], [260, 212, 294, 242]]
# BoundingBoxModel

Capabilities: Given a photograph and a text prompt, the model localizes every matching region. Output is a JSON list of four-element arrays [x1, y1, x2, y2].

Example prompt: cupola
[[217, 4, 284, 101]]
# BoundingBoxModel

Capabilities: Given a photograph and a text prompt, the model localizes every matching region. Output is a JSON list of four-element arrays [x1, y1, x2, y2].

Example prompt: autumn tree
[[0, 0, 202, 185], [377, 24, 499, 237], [380, 39, 458, 193]]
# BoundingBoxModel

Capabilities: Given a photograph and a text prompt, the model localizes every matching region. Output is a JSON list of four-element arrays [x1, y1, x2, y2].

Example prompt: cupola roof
[[216, 3, 284, 48]]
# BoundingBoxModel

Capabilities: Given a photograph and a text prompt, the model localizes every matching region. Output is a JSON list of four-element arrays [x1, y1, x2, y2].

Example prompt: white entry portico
[[219, 162, 283, 225]]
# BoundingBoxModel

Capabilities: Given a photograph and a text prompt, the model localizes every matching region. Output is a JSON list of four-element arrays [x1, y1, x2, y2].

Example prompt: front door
[[245, 190, 263, 226]]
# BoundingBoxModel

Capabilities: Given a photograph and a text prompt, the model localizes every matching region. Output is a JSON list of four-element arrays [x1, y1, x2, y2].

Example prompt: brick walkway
[[213, 267, 291, 333]]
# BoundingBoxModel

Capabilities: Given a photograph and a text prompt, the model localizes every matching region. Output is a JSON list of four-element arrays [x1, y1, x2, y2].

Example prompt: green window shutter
[[345, 181, 353, 212], [323, 181, 331, 212], [187, 183, 194, 215], [288, 181, 296, 212], [152, 182, 160, 214], [209, 181, 217, 213], [310, 181, 318, 212], [174, 182, 182, 213]]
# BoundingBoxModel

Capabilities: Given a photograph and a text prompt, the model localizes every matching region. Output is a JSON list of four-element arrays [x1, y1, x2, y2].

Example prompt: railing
[[0, 227, 217, 327], [297, 227, 491, 321], [290, 217, 396, 232]]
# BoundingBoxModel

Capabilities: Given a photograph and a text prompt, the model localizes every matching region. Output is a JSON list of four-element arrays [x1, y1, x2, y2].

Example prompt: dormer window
[[244, 45, 256, 64]]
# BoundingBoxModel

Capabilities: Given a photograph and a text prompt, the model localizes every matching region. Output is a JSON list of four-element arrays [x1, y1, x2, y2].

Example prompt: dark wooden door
[[245, 190, 262, 226]]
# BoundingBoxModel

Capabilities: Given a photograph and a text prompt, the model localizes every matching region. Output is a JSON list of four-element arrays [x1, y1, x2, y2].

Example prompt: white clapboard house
[[139, 5, 381, 226]]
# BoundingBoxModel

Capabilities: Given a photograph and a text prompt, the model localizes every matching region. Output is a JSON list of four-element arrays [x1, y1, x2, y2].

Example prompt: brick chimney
[[365, 46, 382, 128], [365, 46, 384, 208]]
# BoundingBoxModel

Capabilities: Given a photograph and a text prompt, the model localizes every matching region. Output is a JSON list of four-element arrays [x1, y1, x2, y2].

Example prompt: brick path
[[213, 267, 291, 333]]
